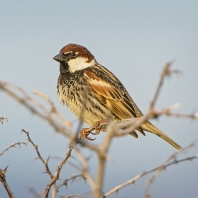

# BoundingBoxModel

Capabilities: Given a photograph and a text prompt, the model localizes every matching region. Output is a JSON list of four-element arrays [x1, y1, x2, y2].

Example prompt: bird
[[53, 43, 182, 150]]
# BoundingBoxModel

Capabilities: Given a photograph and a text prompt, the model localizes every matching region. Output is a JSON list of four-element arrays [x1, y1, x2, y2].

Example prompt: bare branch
[[44, 146, 73, 198], [150, 62, 180, 108], [75, 147, 96, 190], [154, 107, 198, 120], [0, 81, 70, 138], [0, 116, 8, 125], [0, 166, 15, 198], [105, 147, 198, 197], [60, 195, 87, 198], [28, 187, 43, 198], [22, 129, 53, 179], [144, 143, 196, 198], [57, 174, 85, 190], [0, 142, 27, 156], [33, 90, 71, 129]]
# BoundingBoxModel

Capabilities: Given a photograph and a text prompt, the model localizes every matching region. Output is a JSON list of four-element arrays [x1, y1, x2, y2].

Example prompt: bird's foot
[[91, 119, 107, 135], [80, 127, 96, 141], [80, 119, 108, 141]]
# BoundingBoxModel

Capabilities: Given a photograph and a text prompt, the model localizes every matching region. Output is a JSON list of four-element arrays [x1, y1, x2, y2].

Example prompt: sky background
[[0, 1, 198, 197]]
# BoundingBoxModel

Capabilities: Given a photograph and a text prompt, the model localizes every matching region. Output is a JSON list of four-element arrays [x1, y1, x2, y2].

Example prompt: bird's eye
[[71, 52, 76, 57]]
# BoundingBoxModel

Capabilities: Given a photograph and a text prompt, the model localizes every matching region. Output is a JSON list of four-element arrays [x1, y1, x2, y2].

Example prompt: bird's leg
[[80, 119, 108, 141], [80, 127, 96, 141], [91, 119, 108, 135]]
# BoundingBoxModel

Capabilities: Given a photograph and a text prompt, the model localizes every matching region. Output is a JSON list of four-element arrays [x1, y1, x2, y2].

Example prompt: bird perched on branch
[[53, 43, 182, 150]]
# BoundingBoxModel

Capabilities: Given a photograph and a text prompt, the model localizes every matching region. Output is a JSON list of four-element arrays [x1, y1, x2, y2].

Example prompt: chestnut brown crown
[[60, 44, 95, 63]]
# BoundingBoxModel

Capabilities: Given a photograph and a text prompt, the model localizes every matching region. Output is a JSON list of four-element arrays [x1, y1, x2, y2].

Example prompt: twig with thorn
[[22, 129, 53, 179], [57, 174, 85, 190], [44, 146, 73, 198], [150, 62, 180, 108], [0, 116, 8, 125], [105, 144, 198, 197], [0, 142, 27, 156], [60, 195, 87, 198], [144, 143, 196, 198], [0, 166, 15, 198]]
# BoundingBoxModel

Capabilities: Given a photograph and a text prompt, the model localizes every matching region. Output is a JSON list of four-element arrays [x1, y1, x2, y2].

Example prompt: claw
[[92, 119, 107, 135], [91, 131, 101, 135], [80, 128, 90, 140], [86, 137, 96, 141], [80, 119, 108, 141]]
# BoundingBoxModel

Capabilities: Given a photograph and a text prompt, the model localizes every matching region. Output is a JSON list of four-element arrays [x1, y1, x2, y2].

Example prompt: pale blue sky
[[0, 1, 198, 197]]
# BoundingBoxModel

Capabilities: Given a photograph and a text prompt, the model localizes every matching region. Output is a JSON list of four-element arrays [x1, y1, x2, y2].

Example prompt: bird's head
[[53, 44, 96, 72]]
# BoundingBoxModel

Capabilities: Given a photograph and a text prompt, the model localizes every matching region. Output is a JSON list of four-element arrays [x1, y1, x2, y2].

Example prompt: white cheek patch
[[68, 57, 96, 72]]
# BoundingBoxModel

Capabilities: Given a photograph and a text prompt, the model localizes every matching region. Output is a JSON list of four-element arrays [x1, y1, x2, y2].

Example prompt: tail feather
[[140, 121, 182, 150]]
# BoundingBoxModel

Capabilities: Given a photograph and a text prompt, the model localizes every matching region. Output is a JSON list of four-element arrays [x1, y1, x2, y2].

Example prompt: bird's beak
[[53, 54, 67, 63]]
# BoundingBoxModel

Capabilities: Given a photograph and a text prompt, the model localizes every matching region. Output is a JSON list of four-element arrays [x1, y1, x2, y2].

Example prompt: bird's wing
[[84, 68, 139, 119]]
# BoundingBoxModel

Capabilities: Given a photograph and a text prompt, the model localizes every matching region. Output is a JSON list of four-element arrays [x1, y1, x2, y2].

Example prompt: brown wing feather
[[84, 70, 135, 119]]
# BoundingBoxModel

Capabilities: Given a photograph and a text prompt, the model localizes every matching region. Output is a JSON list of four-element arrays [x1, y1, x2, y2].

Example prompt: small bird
[[53, 44, 182, 150]]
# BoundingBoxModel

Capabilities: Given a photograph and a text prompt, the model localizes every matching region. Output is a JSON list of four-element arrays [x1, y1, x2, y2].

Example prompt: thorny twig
[[57, 174, 85, 190], [105, 146, 198, 197], [0, 116, 8, 125], [144, 143, 196, 198], [60, 195, 87, 198], [150, 62, 180, 108], [44, 146, 73, 198], [0, 81, 70, 137], [22, 129, 53, 179], [0, 142, 27, 156], [0, 166, 15, 198], [154, 109, 198, 120], [75, 147, 95, 190], [28, 187, 42, 198], [33, 90, 71, 129]]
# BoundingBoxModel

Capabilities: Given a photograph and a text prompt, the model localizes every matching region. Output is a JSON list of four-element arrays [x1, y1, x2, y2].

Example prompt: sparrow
[[53, 43, 182, 150]]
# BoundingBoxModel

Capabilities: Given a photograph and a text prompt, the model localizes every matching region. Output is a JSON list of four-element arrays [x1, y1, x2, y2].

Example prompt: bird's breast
[[57, 75, 111, 126]]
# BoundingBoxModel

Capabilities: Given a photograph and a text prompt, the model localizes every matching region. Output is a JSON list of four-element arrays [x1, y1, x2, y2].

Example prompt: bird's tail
[[141, 121, 182, 150]]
